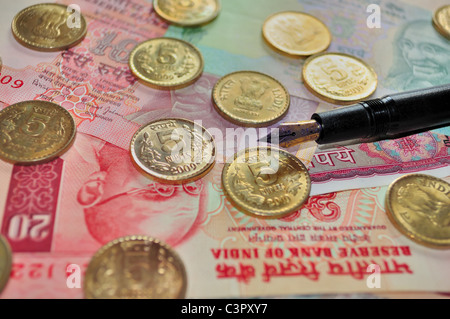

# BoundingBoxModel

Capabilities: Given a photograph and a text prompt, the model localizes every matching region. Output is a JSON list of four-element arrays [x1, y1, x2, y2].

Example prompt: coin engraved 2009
[[130, 118, 215, 183]]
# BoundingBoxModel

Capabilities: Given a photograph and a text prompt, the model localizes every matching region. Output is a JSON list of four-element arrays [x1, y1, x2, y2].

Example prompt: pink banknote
[[0, 132, 449, 298]]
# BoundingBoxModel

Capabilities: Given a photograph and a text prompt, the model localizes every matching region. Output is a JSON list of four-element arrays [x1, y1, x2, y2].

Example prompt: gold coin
[[222, 146, 311, 219], [385, 174, 450, 249], [212, 71, 290, 127], [130, 118, 215, 184], [129, 37, 204, 90], [0, 100, 76, 164], [153, 0, 220, 27], [262, 11, 331, 57], [84, 235, 187, 299], [302, 52, 378, 104], [0, 235, 12, 294], [12, 3, 87, 52], [432, 5, 450, 39]]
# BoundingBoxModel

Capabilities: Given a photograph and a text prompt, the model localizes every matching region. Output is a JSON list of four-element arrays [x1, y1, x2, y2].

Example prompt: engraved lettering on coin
[[12, 3, 87, 51], [129, 38, 203, 89], [302, 52, 378, 104], [153, 0, 220, 26], [130, 118, 215, 183], [262, 11, 331, 57], [0, 101, 76, 164], [222, 147, 311, 219], [386, 174, 450, 249], [84, 236, 187, 298], [212, 71, 290, 126]]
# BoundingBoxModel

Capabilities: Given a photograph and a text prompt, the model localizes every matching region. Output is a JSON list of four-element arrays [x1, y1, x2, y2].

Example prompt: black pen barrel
[[311, 84, 450, 144]]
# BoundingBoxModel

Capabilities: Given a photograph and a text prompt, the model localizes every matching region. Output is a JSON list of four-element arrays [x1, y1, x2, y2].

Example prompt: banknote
[[0, 138, 448, 298], [0, 0, 449, 299]]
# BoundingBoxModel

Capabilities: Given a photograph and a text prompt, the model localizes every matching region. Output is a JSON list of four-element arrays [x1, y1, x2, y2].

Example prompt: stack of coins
[[385, 174, 450, 249], [84, 235, 187, 299]]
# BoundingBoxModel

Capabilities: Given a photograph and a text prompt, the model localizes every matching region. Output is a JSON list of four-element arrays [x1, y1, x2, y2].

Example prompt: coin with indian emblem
[[130, 118, 215, 184], [262, 11, 331, 57], [129, 37, 204, 90], [0, 235, 12, 294], [12, 3, 87, 51], [222, 146, 311, 219], [153, 0, 220, 27], [212, 71, 290, 127], [432, 5, 450, 39], [302, 52, 378, 104], [84, 235, 187, 299], [0, 100, 76, 164], [385, 174, 450, 249]]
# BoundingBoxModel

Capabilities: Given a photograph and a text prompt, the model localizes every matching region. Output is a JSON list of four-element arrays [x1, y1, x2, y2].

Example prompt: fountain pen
[[261, 84, 450, 147]]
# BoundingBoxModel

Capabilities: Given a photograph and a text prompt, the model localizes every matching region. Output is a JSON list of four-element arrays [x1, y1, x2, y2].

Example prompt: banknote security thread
[[212, 71, 290, 127], [385, 174, 450, 249], [12, 3, 87, 51], [84, 235, 187, 299], [130, 118, 216, 184], [0, 100, 76, 164], [302, 52, 378, 104], [129, 37, 204, 90], [153, 0, 221, 27], [262, 11, 331, 57], [222, 146, 311, 219]]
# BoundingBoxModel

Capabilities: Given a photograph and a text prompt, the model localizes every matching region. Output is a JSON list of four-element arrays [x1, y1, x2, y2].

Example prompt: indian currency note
[[0, 132, 449, 298]]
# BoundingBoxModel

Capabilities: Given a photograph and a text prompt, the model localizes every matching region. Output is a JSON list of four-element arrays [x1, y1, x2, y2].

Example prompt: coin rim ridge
[[432, 5, 450, 39], [221, 146, 311, 219], [212, 70, 290, 127], [302, 51, 378, 104], [129, 117, 216, 184], [11, 3, 88, 52], [0, 100, 76, 165], [153, 0, 221, 27], [0, 235, 12, 294], [262, 10, 332, 57], [385, 173, 450, 250], [128, 37, 204, 90], [84, 235, 188, 299]]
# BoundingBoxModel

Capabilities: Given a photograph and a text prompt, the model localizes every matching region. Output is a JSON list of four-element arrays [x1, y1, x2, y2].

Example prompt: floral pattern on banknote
[[36, 84, 99, 125], [1, 159, 64, 252], [359, 132, 445, 164]]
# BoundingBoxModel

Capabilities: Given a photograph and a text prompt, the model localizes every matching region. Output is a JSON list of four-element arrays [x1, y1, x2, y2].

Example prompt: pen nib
[[259, 120, 322, 148]]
